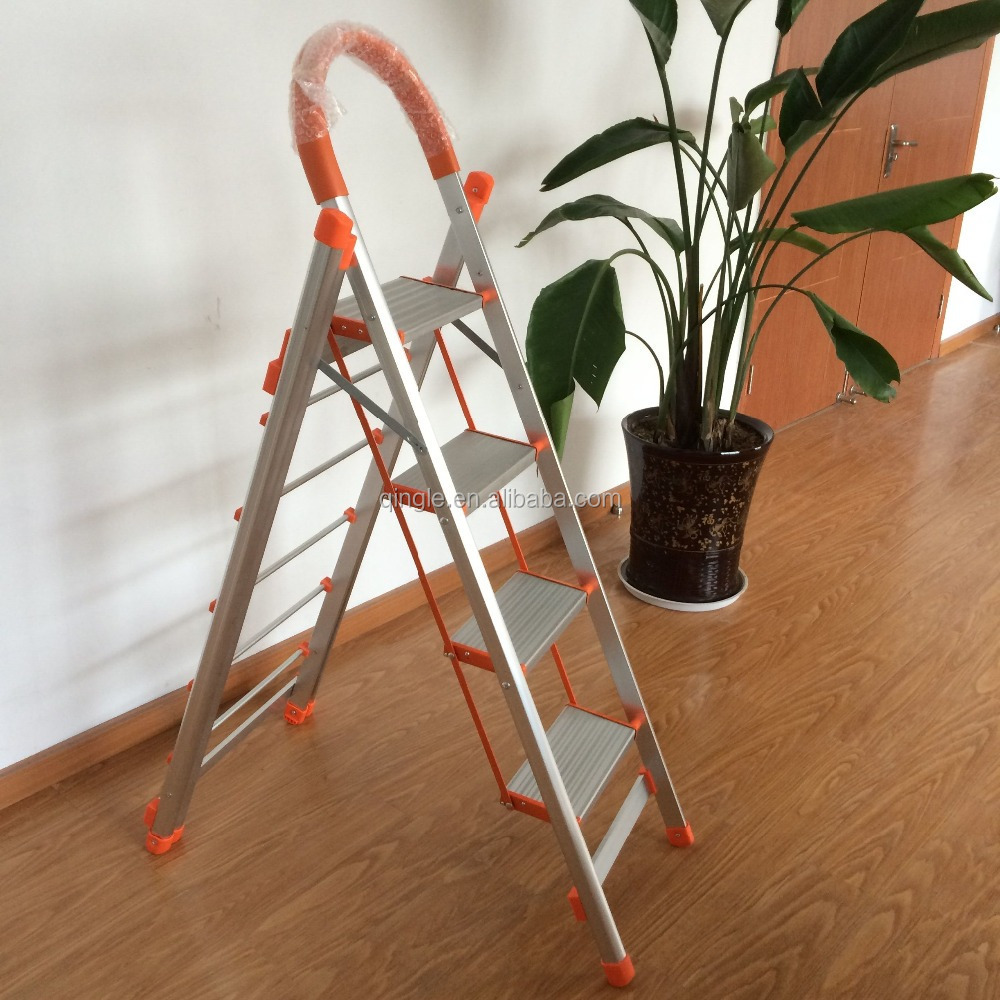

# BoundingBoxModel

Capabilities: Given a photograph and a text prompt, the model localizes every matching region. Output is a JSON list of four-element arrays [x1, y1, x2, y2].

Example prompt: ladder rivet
[[456, 206, 464, 213], [501, 682, 511, 690]]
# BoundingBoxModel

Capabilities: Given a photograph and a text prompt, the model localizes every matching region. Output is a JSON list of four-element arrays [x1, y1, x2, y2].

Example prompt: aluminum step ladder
[[143, 23, 693, 988]]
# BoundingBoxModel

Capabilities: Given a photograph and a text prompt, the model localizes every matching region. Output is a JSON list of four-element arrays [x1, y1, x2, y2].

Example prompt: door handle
[[883, 124, 919, 178]]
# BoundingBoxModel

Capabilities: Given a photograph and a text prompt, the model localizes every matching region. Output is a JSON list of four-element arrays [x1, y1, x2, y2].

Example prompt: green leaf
[[745, 68, 802, 114], [815, 0, 923, 110], [806, 292, 900, 401], [516, 194, 686, 252], [872, 0, 1000, 86], [628, 0, 678, 64], [727, 124, 777, 210], [778, 69, 829, 155], [541, 118, 696, 191], [747, 113, 777, 134], [525, 260, 627, 454], [903, 226, 993, 299], [699, 0, 748, 35], [776, 0, 815, 35], [515, 198, 682, 252], [728, 227, 829, 255], [793, 173, 998, 233]]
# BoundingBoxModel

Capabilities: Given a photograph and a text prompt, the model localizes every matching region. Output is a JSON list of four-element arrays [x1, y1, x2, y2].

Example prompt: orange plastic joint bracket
[[313, 209, 356, 270], [463, 171, 494, 221], [263, 328, 292, 396]]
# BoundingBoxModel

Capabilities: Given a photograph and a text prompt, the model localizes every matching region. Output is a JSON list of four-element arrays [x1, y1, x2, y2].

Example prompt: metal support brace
[[317, 360, 425, 452], [451, 318, 501, 367]]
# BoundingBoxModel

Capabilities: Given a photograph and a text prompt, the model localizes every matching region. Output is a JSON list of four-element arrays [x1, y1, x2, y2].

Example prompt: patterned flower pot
[[621, 408, 773, 606]]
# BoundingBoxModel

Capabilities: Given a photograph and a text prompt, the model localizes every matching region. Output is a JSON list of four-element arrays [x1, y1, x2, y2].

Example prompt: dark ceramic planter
[[622, 408, 774, 605]]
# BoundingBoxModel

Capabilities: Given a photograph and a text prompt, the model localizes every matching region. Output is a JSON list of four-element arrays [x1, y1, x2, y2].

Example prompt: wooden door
[[740, 0, 993, 429], [855, 1, 994, 370]]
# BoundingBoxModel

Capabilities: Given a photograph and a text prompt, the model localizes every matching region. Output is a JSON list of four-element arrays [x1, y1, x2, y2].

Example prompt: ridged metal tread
[[451, 571, 586, 670], [393, 430, 537, 512], [327, 277, 484, 358], [508, 706, 636, 820]]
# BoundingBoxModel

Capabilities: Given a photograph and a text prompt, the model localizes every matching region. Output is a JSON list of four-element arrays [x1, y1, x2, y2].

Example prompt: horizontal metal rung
[[307, 361, 382, 406], [508, 706, 636, 821], [392, 430, 536, 513], [282, 440, 368, 496], [451, 572, 586, 672], [201, 678, 296, 772], [591, 775, 651, 884], [235, 582, 325, 660], [256, 513, 351, 584], [213, 648, 305, 731]]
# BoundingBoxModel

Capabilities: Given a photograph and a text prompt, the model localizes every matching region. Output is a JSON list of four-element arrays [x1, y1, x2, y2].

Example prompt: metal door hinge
[[938, 295, 944, 319]]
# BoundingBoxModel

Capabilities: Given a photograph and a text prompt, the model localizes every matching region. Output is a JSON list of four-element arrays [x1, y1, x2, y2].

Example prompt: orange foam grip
[[298, 137, 349, 202]]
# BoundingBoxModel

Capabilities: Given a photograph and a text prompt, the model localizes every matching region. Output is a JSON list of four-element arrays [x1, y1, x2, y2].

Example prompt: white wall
[[942, 52, 1000, 338], [0, 1, 778, 768]]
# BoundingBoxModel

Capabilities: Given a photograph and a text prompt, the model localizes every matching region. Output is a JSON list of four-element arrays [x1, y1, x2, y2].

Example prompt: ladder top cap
[[314, 209, 356, 267]]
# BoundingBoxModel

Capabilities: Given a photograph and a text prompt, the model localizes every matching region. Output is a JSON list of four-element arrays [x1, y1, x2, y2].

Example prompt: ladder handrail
[[291, 22, 459, 202]]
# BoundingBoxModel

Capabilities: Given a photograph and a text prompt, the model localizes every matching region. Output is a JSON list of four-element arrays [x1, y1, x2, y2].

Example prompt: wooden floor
[[3, 338, 1000, 1000]]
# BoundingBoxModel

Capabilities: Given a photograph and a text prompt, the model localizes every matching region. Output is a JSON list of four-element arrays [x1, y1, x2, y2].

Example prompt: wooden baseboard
[[0, 487, 629, 813], [938, 312, 1000, 357]]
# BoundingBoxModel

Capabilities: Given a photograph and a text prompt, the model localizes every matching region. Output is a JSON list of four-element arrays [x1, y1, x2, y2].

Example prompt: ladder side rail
[[336, 194, 630, 970], [289, 186, 479, 709], [150, 224, 353, 842], [287, 332, 439, 710], [437, 174, 688, 831]]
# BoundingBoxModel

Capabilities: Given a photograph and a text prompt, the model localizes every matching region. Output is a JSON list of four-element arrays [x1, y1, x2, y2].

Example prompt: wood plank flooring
[[2, 338, 999, 1000]]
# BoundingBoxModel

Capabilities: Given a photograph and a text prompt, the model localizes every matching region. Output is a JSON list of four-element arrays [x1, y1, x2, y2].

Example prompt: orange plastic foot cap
[[666, 822, 695, 847], [145, 826, 185, 855], [143, 797, 184, 855], [285, 699, 315, 725], [602, 955, 635, 988]]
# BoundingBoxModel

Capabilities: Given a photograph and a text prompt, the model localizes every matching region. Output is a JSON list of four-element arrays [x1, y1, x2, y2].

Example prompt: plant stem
[[725, 230, 872, 419], [625, 330, 666, 403], [648, 30, 701, 445]]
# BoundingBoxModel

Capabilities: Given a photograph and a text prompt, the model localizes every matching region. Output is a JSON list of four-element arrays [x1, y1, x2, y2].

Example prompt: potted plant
[[519, 0, 998, 609]]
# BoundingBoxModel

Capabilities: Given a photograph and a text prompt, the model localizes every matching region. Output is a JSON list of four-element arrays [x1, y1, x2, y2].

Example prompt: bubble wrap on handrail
[[290, 22, 454, 165]]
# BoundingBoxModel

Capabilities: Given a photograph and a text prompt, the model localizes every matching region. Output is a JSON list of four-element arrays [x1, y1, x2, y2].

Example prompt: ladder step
[[326, 277, 484, 359], [450, 571, 586, 672], [508, 706, 636, 822], [392, 429, 537, 512]]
